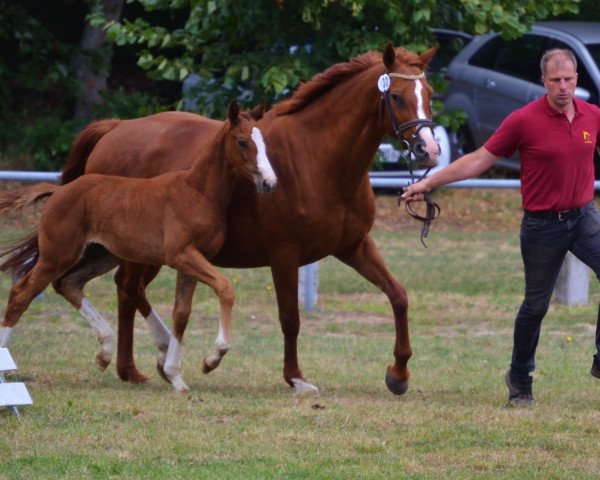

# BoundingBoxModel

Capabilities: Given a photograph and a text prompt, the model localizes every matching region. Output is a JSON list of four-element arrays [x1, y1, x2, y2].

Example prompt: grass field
[[1, 189, 599, 479]]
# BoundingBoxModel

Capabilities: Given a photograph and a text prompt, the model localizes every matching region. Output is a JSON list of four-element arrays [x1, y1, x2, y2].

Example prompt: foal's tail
[[0, 182, 57, 215], [60, 119, 121, 185], [0, 182, 59, 279]]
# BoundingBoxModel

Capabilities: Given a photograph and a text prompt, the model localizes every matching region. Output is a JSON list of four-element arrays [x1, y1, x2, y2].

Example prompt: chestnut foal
[[0, 101, 276, 392]]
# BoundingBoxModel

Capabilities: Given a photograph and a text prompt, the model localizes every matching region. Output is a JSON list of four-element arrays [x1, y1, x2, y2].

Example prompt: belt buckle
[[558, 210, 571, 221]]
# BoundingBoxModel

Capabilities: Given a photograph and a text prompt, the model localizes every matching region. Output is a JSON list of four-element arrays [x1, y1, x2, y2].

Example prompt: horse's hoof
[[291, 378, 319, 395], [202, 356, 222, 374], [156, 363, 171, 384], [95, 354, 110, 371], [385, 369, 409, 396], [170, 376, 190, 393], [118, 367, 151, 384]]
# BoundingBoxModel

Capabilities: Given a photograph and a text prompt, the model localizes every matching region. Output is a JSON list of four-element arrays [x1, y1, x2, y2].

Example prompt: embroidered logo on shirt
[[583, 131, 592, 144]]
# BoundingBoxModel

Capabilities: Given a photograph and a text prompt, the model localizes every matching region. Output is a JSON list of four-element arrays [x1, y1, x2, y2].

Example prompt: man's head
[[540, 49, 578, 111]]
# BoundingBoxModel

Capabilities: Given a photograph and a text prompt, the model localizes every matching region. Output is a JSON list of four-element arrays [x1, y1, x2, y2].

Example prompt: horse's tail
[[0, 182, 57, 214], [0, 183, 59, 279], [60, 119, 121, 185], [0, 231, 39, 279]]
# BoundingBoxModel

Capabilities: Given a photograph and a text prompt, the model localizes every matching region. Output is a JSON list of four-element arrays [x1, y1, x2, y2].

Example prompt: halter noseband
[[378, 70, 441, 247]]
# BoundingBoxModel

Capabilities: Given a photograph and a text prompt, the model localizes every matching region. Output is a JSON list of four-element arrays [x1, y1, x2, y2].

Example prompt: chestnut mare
[[0, 101, 276, 392], [5, 43, 439, 395]]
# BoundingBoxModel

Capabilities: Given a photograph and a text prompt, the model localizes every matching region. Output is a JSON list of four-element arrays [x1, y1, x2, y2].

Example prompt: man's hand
[[401, 180, 431, 202]]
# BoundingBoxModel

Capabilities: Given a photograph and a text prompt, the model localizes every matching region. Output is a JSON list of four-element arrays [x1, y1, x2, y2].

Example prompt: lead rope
[[398, 190, 440, 248]]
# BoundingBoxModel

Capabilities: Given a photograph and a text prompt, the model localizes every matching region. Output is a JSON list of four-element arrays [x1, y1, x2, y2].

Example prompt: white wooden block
[[0, 347, 17, 371], [0, 383, 33, 407]]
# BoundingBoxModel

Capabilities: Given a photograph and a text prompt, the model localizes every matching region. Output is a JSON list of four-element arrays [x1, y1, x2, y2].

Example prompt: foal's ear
[[419, 46, 438, 67], [228, 100, 240, 125], [383, 42, 396, 70], [250, 100, 266, 121]]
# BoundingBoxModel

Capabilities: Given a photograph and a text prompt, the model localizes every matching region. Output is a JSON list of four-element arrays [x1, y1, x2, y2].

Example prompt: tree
[[94, 0, 580, 118], [72, 0, 125, 121]]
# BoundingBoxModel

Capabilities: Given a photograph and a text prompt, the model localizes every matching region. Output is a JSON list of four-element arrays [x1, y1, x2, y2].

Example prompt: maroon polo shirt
[[484, 95, 600, 211]]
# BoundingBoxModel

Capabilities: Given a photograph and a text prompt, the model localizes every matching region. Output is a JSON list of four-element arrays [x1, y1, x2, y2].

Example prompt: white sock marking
[[291, 378, 320, 395], [0, 326, 14, 348], [145, 309, 171, 352], [164, 336, 188, 392], [79, 298, 114, 362]]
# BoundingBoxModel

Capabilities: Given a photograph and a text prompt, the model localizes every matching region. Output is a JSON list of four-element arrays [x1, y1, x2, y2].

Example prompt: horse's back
[[86, 111, 222, 178]]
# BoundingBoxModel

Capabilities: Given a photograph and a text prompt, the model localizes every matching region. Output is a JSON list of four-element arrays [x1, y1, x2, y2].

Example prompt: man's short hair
[[540, 48, 578, 77]]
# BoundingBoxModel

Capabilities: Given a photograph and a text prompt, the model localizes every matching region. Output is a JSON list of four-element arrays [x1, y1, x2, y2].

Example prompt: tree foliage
[[95, 0, 579, 117], [0, 0, 584, 169]]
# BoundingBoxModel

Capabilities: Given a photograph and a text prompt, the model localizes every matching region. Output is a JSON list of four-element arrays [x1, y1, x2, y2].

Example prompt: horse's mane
[[273, 47, 425, 116]]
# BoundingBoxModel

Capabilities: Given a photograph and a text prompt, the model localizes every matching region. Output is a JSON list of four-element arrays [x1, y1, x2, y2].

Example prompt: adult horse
[[0, 101, 276, 392], [12, 43, 439, 395]]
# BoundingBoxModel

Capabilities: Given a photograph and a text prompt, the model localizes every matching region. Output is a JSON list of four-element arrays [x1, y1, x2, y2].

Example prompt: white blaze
[[251, 127, 277, 187], [414, 80, 438, 158]]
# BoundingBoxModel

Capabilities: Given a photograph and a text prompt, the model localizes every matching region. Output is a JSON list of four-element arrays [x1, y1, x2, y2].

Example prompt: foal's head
[[226, 101, 277, 193], [380, 44, 440, 169]]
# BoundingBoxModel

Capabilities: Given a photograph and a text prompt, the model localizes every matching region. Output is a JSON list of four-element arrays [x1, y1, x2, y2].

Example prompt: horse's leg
[[270, 253, 319, 394], [158, 273, 196, 392], [165, 247, 234, 393], [3, 257, 79, 350], [52, 245, 120, 371], [113, 262, 171, 383], [335, 235, 411, 395]]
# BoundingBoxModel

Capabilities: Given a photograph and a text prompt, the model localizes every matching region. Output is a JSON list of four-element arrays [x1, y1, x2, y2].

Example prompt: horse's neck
[[276, 70, 384, 185], [186, 131, 236, 209]]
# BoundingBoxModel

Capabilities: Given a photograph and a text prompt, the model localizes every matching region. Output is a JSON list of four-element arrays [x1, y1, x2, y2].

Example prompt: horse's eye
[[391, 93, 404, 106], [237, 139, 248, 148]]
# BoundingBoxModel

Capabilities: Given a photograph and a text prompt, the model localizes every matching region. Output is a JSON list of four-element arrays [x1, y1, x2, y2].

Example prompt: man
[[402, 49, 600, 406]]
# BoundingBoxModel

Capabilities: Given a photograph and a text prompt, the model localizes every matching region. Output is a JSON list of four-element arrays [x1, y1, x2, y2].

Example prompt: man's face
[[542, 55, 578, 110]]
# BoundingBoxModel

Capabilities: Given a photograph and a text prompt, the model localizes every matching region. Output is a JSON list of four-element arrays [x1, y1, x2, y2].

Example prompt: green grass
[[1, 193, 600, 479]]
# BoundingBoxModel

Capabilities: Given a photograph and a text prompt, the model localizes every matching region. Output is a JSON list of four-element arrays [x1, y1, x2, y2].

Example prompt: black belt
[[524, 207, 582, 221]]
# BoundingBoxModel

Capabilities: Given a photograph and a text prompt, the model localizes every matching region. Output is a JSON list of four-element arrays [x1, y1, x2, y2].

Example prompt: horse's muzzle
[[256, 176, 277, 194], [411, 138, 440, 169]]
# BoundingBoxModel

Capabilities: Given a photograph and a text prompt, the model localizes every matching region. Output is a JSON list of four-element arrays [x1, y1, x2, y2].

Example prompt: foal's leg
[[335, 235, 411, 395], [2, 257, 77, 350], [163, 247, 234, 393], [52, 245, 120, 371], [270, 252, 319, 394], [114, 262, 171, 383]]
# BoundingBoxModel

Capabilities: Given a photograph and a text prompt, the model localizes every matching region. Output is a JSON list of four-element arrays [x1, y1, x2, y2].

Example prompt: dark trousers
[[511, 201, 600, 379]]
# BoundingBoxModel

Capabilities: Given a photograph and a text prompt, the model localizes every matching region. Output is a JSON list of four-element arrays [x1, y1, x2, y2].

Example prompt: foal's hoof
[[95, 354, 110, 371], [202, 356, 222, 374], [385, 366, 409, 396], [156, 363, 170, 384]]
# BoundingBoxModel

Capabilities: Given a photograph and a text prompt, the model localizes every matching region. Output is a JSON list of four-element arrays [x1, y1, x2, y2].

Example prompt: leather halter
[[378, 70, 441, 247]]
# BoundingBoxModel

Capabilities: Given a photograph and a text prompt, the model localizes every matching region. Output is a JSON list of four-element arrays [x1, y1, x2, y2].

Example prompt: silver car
[[443, 22, 600, 171]]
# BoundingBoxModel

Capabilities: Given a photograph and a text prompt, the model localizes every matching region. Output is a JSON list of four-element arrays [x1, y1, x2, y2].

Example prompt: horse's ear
[[250, 100, 266, 121], [228, 100, 240, 125], [383, 42, 396, 70], [419, 46, 438, 67]]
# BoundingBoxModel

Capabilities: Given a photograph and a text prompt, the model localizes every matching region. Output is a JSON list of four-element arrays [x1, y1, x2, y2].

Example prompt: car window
[[469, 35, 548, 83]]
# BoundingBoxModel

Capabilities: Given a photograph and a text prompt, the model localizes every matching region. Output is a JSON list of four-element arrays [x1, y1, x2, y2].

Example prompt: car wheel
[[449, 125, 475, 161]]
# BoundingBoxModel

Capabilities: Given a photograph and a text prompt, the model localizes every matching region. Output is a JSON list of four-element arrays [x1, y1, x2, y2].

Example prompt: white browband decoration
[[388, 72, 425, 80]]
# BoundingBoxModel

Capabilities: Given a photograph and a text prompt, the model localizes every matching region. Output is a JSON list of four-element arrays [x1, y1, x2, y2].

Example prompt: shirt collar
[[543, 94, 581, 118]]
